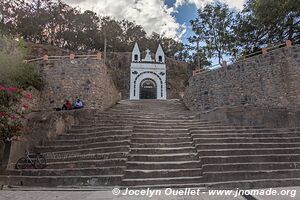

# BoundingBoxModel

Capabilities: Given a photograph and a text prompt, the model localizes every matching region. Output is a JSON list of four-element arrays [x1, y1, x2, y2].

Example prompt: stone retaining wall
[[6, 109, 96, 169], [37, 59, 120, 110], [198, 106, 300, 128], [184, 45, 300, 111]]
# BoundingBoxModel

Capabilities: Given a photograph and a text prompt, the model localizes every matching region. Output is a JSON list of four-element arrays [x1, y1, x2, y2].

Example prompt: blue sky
[[165, 0, 199, 43], [63, 0, 245, 65], [64, 0, 244, 41]]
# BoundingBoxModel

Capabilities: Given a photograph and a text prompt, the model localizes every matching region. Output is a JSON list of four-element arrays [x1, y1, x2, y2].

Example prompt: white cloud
[[175, 0, 245, 10], [62, 0, 185, 40]]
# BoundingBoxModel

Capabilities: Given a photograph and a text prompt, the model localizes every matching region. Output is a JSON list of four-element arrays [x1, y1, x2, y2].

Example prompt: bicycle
[[15, 150, 47, 169]]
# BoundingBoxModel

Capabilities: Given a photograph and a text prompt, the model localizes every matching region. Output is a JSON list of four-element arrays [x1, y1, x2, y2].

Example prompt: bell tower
[[129, 43, 167, 100], [132, 42, 141, 62]]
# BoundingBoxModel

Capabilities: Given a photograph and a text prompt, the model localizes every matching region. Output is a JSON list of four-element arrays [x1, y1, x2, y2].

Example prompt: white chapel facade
[[129, 43, 167, 100]]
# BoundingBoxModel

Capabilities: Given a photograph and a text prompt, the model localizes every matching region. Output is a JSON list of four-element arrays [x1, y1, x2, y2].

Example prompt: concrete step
[[67, 127, 132, 134], [124, 169, 202, 179], [131, 142, 194, 148], [192, 132, 300, 138], [129, 147, 196, 154], [131, 137, 191, 143], [37, 141, 130, 152], [133, 125, 219, 129], [81, 119, 213, 124], [37, 145, 130, 155], [80, 120, 217, 125], [48, 135, 131, 145], [190, 128, 291, 133], [196, 142, 300, 149], [0, 175, 122, 187], [67, 125, 133, 133], [81, 116, 207, 123], [197, 147, 300, 156], [133, 128, 189, 133], [99, 115, 197, 119], [73, 124, 212, 129], [94, 116, 196, 121], [127, 153, 199, 162], [61, 130, 133, 138], [46, 152, 127, 163], [127, 161, 202, 170], [122, 176, 203, 186], [202, 162, 300, 172], [190, 126, 265, 130], [133, 121, 220, 126], [46, 159, 127, 169], [194, 137, 300, 143], [121, 183, 206, 189], [132, 133, 189, 138], [94, 112, 195, 117], [5, 166, 125, 176], [201, 154, 300, 164]]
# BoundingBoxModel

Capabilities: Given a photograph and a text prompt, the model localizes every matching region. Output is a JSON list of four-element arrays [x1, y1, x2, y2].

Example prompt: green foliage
[[190, 1, 237, 65], [189, 0, 300, 63], [235, 0, 300, 54], [0, 35, 35, 143], [0, 0, 185, 59], [0, 35, 42, 90], [0, 87, 31, 142]]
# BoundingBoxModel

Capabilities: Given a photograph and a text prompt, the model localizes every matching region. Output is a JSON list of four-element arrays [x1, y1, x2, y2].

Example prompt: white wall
[[130, 62, 166, 100]]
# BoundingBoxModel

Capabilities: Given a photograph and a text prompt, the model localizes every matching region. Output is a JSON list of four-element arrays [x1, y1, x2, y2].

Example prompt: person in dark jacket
[[74, 99, 84, 109]]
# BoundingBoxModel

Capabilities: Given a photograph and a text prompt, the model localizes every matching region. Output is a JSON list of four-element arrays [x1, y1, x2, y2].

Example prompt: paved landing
[[1, 187, 299, 200], [0, 189, 245, 200]]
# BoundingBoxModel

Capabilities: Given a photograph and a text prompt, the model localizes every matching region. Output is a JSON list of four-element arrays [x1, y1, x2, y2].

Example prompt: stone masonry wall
[[184, 45, 300, 111], [37, 59, 120, 110]]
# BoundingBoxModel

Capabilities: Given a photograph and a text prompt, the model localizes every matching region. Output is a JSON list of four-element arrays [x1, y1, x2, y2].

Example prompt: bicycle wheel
[[15, 157, 28, 169], [34, 154, 47, 169]]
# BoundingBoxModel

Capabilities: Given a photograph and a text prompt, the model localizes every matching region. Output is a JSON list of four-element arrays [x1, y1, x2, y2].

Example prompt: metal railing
[[192, 40, 294, 76], [23, 52, 103, 64]]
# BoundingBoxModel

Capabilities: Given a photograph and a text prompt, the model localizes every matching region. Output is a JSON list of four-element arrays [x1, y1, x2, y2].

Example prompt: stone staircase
[[122, 119, 204, 188], [1, 100, 300, 189], [194, 126, 300, 189]]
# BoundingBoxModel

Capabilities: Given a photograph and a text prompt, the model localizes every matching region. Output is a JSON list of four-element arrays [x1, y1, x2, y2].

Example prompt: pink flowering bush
[[0, 85, 31, 142], [0, 36, 41, 142]]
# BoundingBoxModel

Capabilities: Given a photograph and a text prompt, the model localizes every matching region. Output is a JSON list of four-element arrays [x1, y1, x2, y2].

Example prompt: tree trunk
[[0, 141, 11, 171]]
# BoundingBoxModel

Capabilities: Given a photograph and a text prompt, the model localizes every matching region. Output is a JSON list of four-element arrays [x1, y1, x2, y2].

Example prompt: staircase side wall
[[6, 109, 96, 169], [37, 59, 120, 110], [184, 45, 300, 112]]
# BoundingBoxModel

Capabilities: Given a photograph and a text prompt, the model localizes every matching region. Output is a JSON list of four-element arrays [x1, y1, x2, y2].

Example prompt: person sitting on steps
[[74, 98, 84, 109], [62, 99, 73, 110]]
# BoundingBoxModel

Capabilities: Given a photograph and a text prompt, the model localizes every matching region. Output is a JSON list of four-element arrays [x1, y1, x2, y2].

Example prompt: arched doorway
[[139, 78, 157, 99]]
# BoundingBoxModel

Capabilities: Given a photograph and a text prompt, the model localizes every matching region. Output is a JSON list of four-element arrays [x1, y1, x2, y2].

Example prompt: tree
[[120, 19, 147, 51], [236, 0, 300, 54], [255, 0, 300, 42], [190, 1, 237, 65], [0, 0, 186, 57]]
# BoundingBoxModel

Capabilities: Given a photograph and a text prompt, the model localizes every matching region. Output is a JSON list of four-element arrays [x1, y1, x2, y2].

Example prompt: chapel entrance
[[139, 78, 157, 99]]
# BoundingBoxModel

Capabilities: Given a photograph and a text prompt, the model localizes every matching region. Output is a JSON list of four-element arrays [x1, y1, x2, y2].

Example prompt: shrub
[[0, 86, 31, 142], [0, 35, 37, 142], [0, 35, 42, 90]]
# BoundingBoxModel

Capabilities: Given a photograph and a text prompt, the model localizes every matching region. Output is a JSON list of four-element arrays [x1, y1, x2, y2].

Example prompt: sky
[[63, 0, 245, 42], [62, 0, 245, 65]]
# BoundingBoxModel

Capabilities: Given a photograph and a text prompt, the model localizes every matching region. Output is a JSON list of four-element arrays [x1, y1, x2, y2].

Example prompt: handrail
[[192, 40, 294, 76], [23, 53, 102, 63]]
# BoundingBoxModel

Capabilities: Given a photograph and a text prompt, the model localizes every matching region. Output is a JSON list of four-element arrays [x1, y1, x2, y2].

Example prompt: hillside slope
[[27, 43, 192, 99], [106, 52, 192, 99]]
